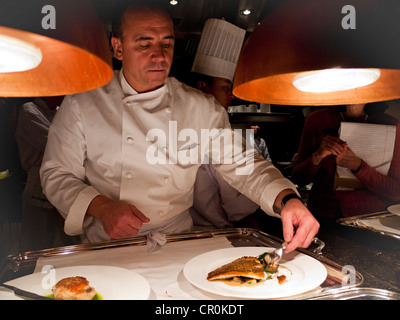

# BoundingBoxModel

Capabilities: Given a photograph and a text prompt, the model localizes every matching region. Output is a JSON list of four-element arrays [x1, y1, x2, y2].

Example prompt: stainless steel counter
[[3, 211, 400, 300]]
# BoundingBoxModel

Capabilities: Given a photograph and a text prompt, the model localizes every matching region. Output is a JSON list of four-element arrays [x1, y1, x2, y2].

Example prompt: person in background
[[250, 125, 272, 162], [15, 97, 78, 252], [187, 19, 274, 229], [0, 98, 26, 280], [191, 73, 235, 111], [291, 102, 400, 220], [40, 4, 319, 253], [188, 72, 260, 229], [0, 98, 25, 225]]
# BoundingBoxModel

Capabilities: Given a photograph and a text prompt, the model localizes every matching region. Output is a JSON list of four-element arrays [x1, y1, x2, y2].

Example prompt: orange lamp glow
[[233, 0, 400, 106], [0, 0, 113, 97]]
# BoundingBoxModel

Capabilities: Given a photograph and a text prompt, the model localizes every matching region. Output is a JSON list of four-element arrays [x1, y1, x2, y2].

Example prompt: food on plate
[[207, 253, 291, 287], [52, 276, 96, 300], [207, 256, 266, 287], [258, 251, 279, 273]]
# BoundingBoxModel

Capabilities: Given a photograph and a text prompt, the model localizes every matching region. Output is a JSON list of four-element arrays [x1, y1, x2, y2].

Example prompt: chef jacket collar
[[119, 68, 138, 96], [119, 68, 167, 97]]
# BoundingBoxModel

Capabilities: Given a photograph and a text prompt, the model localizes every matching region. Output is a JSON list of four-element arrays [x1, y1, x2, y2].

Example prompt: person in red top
[[291, 102, 400, 218]]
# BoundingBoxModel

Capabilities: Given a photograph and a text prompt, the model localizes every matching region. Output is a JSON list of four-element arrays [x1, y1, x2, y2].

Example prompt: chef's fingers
[[129, 205, 151, 223], [114, 216, 145, 239], [108, 224, 136, 239], [285, 228, 306, 253], [288, 218, 320, 253], [108, 220, 140, 239], [124, 216, 147, 233], [105, 211, 147, 239], [281, 207, 320, 253], [281, 213, 295, 244], [109, 206, 149, 237]]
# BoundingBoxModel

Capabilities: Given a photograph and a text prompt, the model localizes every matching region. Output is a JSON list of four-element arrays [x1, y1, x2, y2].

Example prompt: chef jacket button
[[126, 172, 134, 179], [164, 177, 169, 183], [126, 137, 134, 144], [158, 211, 164, 216], [166, 107, 171, 114]]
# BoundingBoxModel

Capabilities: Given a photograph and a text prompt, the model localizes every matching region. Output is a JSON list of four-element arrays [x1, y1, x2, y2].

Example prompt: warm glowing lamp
[[233, 0, 400, 105], [0, 34, 42, 73], [0, 0, 113, 97]]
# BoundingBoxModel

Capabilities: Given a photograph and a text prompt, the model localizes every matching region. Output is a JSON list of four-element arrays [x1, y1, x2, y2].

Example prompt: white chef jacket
[[190, 163, 260, 228], [40, 70, 297, 242]]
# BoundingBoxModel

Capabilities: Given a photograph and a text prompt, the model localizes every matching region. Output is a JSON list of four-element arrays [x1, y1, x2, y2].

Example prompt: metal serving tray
[[306, 287, 400, 300], [6, 228, 364, 299], [338, 211, 400, 241]]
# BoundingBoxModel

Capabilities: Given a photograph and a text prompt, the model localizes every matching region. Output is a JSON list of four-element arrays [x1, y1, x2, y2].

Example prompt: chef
[[188, 18, 261, 229], [40, 4, 319, 253]]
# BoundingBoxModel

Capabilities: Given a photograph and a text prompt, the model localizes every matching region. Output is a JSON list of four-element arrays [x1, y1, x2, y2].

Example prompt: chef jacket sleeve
[[205, 104, 298, 217]]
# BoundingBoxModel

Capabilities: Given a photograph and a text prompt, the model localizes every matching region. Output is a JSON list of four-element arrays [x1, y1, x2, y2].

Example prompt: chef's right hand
[[87, 195, 150, 239]]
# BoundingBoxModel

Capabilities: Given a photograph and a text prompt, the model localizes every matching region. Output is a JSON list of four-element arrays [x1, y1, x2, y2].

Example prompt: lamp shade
[[0, 0, 113, 97], [233, 0, 400, 105]]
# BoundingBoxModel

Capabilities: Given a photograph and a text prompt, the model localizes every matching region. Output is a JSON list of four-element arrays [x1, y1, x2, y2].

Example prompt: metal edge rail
[[6, 228, 245, 272], [337, 211, 400, 241], [4, 227, 370, 299], [6, 227, 363, 291]]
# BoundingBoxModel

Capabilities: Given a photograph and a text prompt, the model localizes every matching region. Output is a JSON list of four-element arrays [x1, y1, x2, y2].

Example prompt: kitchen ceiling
[[93, 0, 286, 34]]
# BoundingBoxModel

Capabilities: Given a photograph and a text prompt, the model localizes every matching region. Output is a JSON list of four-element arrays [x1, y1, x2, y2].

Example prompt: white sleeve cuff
[[64, 186, 100, 236]]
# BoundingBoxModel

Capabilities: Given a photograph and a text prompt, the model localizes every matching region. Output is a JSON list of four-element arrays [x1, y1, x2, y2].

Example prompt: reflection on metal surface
[[338, 211, 400, 241], [306, 287, 400, 300]]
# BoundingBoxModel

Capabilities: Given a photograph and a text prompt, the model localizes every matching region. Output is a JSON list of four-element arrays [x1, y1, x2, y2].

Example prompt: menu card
[[335, 122, 396, 189]]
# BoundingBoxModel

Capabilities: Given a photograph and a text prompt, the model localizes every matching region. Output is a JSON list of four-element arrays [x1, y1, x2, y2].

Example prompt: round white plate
[[183, 247, 327, 299], [3, 265, 150, 300], [388, 204, 400, 216]]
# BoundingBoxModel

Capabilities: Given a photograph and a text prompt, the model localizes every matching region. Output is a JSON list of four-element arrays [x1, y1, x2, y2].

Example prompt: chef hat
[[192, 19, 246, 82]]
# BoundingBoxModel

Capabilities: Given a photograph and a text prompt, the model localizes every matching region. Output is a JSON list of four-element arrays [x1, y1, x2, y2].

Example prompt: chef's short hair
[[112, 2, 172, 41]]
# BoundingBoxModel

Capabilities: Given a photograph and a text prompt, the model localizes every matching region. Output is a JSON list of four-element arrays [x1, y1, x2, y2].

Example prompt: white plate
[[183, 247, 327, 299], [3, 265, 150, 300], [388, 204, 400, 216]]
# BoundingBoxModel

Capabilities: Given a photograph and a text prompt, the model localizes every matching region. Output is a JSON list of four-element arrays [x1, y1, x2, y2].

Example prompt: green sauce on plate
[[46, 293, 103, 300]]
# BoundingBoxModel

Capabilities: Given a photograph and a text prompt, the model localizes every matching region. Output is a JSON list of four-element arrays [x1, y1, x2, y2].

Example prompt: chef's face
[[203, 77, 234, 110], [112, 9, 175, 93]]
